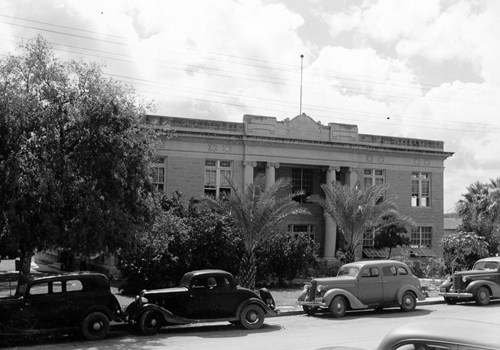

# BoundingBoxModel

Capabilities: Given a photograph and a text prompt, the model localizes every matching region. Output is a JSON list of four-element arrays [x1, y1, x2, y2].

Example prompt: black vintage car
[[0, 272, 123, 341], [439, 256, 500, 305], [125, 269, 277, 335]]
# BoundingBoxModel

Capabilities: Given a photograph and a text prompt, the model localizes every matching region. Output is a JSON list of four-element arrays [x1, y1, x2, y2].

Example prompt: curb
[[274, 297, 444, 317]]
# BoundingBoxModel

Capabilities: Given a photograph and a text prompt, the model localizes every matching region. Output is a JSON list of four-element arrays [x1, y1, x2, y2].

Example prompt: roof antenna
[[299, 54, 304, 115]]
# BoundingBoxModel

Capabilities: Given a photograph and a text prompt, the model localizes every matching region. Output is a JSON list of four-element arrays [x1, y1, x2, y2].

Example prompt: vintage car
[[298, 260, 425, 317], [439, 256, 500, 305], [321, 318, 500, 350], [125, 269, 278, 335], [0, 272, 122, 341]]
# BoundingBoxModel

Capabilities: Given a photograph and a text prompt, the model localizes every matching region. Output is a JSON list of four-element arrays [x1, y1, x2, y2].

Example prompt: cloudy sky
[[1, 0, 499, 212]]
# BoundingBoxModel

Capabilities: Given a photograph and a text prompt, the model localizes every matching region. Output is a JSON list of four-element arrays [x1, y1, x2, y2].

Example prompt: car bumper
[[298, 300, 327, 308], [439, 291, 473, 299]]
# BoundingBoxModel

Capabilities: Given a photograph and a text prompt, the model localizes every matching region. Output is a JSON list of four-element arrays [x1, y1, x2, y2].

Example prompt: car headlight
[[135, 295, 149, 304], [317, 285, 325, 294], [462, 276, 468, 283]]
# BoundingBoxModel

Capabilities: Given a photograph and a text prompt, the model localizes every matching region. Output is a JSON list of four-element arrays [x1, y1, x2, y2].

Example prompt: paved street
[[4, 300, 500, 350]]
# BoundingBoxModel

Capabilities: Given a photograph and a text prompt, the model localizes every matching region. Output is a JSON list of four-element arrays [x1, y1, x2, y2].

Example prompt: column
[[243, 161, 257, 191], [348, 167, 358, 188], [265, 162, 279, 187], [324, 166, 339, 260]]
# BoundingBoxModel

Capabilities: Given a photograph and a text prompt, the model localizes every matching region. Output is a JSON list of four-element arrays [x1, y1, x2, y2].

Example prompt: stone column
[[243, 161, 257, 191], [265, 162, 280, 187], [348, 167, 359, 188], [324, 166, 339, 260]]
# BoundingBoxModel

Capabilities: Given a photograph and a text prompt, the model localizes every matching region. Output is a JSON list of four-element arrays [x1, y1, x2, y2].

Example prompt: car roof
[[28, 272, 108, 283], [377, 318, 500, 350], [184, 269, 233, 278], [344, 260, 407, 268], [476, 256, 500, 263]]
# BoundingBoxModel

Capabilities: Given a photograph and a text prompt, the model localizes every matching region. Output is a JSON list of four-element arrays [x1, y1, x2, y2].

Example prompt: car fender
[[397, 285, 426, 303], [466, 280, 500, 297], [80, 305, 116, 321], [236, 298, 275, 317], [323, 289, 367, 309], [135, 303, 190, 325]]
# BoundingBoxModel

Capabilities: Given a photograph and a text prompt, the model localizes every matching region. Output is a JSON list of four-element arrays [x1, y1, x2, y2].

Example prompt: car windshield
[[473, 261, 499, 271], [337, 266, 359, 277]]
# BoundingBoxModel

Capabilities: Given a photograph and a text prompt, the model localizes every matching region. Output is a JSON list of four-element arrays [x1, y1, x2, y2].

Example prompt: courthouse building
[[149, 113, 453, 261]]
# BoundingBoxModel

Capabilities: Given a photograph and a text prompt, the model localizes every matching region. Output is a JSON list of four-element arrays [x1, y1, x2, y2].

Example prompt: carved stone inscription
[[208, 144, 232, 153]]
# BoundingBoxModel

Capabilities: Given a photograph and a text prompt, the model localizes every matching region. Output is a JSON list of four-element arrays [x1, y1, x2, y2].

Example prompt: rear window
[[67, 280, 83, 292]]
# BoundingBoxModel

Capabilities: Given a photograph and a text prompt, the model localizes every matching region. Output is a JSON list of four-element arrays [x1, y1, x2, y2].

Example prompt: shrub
[[116, 211, 189, 294], [255, 232, 320, 286], [441, 231, 489, 273]]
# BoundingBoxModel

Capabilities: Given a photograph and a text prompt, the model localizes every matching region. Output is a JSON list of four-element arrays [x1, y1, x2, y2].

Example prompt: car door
[[381, 265, 400, 304], [184, 276, 213, 319], [9, 281, 65, 330], [357, 266, 383, 305]]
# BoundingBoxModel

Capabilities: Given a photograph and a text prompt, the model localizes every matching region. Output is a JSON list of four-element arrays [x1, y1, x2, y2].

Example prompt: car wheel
[[475, 286, 491, 306], [400, 292, 416, 312], [81, 312, 110, 341], [444, 297, 456, 305], [330, 295, 347, 318], [139, 310, 162, 336], [302, 305, 317, 316], [240, 304, 265, 330]]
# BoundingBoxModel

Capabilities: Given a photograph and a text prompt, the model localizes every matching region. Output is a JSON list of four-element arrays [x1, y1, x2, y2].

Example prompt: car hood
[[454, 269, 495, 277]]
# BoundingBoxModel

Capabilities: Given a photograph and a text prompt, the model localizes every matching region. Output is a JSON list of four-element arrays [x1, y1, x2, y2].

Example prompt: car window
[[29, 282, 49, 296], [398, 266, 409, 275], [216, 276, 231, 289], [53, 281, 63, 293], [361, 267, 379, 278], [66, 280, 83, 292], [394, 343, 454, 350], [207, 277, 217, 289], [338, 266, 359, 277], [383, 266, 397, 276], [483, 261, 498, 270], [191, 277, 206, 288]]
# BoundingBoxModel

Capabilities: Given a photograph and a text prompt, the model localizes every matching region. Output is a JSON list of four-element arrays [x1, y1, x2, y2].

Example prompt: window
[[411, 227, 432, 247], [382, 266, 397, 276], [398, 266, 409, 275], [361, 267, 379, 277], [204, 160, 232, 199], [364, 169, 384, 187], [363, 229, 375, 247], [151, 157, 166, 192], [288, 225, 315, 240], [30, 283, 49, 296], [66, 280, 83, 292], [411, 172, 430, 207], [292, 168, 313, 202]]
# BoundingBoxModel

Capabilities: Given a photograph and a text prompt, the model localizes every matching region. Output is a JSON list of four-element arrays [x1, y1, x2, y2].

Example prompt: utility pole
[[300, 54, 304, 115]]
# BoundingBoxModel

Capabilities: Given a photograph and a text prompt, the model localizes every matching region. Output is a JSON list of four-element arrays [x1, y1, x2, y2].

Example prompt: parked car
[[298, 260, 425, 317], [125, 269, 278, 335], [0, 272, 122, 341], [439, 256, 500, 305], [319, 318, 500, 350]]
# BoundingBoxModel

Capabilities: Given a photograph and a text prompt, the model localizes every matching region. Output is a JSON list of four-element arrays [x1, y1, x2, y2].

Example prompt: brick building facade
[[149, 113, 453, 261]]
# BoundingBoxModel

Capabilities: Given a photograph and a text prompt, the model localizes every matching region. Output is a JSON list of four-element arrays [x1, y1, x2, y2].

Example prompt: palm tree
[[204, 174, 308, 289], [309, 181, 415, 263]]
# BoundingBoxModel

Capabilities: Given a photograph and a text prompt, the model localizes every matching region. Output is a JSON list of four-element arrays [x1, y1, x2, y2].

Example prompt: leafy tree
[[441, 231, 489, 273], [255, 231, 320, 286], [204, 174, 309, 289], [457, 179, 500, 255], [374, 214, 410, 258], [309, 182, 415, 263], [0, 36, 163, 290], [116, 211, 189, 294]]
